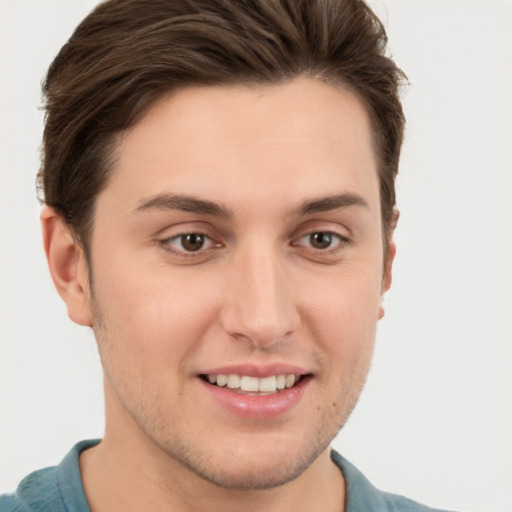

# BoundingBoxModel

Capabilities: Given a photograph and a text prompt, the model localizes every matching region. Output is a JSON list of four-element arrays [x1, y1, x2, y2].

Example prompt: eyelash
[[159, 230, 350, 258], [293, 231, 351, 254], [159, 232, 220, 257]]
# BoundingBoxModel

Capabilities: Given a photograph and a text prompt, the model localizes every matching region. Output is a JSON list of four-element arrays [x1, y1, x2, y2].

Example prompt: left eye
[[164, 233, 215, 253], [296, 231, 348, 250]]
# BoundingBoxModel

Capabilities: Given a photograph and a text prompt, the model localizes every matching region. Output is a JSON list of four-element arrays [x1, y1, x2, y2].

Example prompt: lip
[[200, 363, 310, 378], [198, 366, 312, 419]]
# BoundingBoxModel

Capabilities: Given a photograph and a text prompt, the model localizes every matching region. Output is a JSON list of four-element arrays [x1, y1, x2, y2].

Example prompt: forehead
[[104, 78, 379, 215]]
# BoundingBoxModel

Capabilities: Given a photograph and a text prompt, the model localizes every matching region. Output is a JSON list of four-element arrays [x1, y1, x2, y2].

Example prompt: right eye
[[161, 233, 219, 255]]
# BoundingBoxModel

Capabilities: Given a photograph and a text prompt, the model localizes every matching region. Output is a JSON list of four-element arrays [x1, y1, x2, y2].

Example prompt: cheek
[[301, 266, 382, 334], [91, 260, 221, 360], [298, 266, 381, 372]]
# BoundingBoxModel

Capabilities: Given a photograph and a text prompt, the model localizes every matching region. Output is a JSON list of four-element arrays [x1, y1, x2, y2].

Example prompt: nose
[[220, 244, 300, 347]]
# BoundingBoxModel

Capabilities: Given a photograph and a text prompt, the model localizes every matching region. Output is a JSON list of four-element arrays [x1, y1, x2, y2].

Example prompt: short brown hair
[[39, 0, 406, 256]]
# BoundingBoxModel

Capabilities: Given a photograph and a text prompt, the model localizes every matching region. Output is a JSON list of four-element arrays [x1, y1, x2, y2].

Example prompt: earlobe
[[378, 241, 396, 320], [382, 207, 399, 294], [41, 206, 93, 327], [382, 238, 396, 294]]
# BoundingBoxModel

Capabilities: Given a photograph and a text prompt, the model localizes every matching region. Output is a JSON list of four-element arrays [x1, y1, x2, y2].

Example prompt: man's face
[[85, 78, 389, 489]]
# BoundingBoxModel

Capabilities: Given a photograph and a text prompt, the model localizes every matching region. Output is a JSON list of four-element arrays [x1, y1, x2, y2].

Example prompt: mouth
[[200, 373, 309, 395], [198, 368, 312, 418]]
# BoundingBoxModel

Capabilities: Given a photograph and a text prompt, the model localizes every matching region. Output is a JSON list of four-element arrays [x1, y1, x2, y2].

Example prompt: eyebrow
[[135, 193, 233, 218], [134, 192, 368, 218], [296, 193, 369, 215]]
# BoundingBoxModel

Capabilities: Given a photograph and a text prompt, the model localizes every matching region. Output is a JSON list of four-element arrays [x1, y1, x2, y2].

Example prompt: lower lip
[[199, 377, 310, 419]]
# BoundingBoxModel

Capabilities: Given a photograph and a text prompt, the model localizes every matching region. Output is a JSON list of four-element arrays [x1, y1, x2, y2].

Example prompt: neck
[[79, 382, 345, 512], [80, 432, 345, 512]]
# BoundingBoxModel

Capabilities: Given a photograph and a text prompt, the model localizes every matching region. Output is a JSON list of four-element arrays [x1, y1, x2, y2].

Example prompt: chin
[[154, 424, 336, 492], [179, 447, 323, 491]]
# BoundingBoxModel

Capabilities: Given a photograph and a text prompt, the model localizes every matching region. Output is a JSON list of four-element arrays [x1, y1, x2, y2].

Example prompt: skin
[[42, 77, 395, 512]]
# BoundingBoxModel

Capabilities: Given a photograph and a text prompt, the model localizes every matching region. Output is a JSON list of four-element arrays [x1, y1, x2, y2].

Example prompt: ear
[[378, 208, 399, 320], [41, 206, 93, 326]]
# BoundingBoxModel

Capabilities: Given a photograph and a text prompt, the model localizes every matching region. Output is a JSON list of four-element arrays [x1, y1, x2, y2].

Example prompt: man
[[1, 1, 459, 510]]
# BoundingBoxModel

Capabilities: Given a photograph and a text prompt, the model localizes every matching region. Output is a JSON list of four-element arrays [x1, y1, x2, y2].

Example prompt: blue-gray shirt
[[1, 440, 457, 511]]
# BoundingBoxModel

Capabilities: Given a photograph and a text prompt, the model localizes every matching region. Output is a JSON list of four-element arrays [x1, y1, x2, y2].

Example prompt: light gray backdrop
[[1, 1, 511, 511]]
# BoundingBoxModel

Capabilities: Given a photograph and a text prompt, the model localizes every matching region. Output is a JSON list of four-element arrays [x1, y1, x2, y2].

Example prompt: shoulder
[[375, 490, 454, 512], [0, 440, 99, 512], [331, 450, 460, 512], [0, 466, 63, 512]]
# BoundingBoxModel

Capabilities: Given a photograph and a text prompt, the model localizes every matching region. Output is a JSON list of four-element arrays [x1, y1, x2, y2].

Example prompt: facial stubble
[[89, 283, 374, 492]]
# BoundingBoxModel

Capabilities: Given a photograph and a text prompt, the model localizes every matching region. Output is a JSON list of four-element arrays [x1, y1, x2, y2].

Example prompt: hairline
[[71, 74, 391, 257]]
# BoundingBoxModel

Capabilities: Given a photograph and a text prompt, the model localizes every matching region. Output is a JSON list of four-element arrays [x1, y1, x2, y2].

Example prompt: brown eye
[[293, 231, 350, 254], [163, 232, 216, 254], [309, 232, 334, 249], [180, 233, 205, 252]]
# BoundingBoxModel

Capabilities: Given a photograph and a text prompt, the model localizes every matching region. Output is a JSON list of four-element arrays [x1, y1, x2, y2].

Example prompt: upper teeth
[[207, 374, 298, 393]]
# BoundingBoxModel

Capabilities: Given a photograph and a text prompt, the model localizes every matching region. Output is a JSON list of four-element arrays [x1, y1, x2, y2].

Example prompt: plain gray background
[[1, 1, 511, 510]]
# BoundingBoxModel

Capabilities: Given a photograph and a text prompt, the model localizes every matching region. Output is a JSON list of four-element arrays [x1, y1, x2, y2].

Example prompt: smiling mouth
[[200, 374, 308, 395]]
